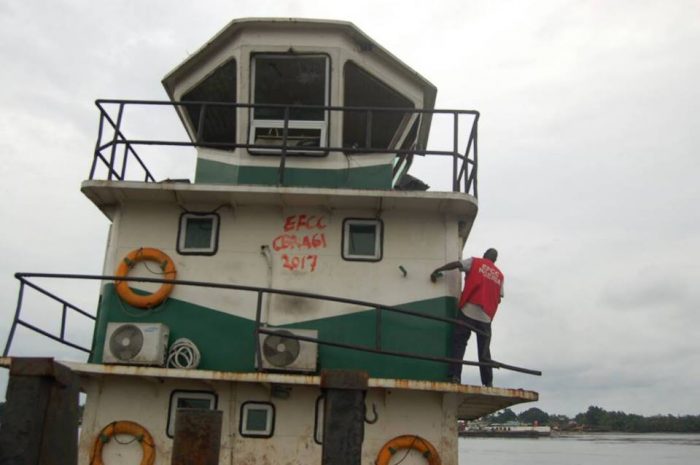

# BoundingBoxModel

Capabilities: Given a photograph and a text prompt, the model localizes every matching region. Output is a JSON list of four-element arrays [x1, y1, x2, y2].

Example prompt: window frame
[[239, 401, 276, 438], [248, 53, 331, 156], [176, 212, 220, 256], [166, 390, 218, 438], [341, 218, 384, 262]]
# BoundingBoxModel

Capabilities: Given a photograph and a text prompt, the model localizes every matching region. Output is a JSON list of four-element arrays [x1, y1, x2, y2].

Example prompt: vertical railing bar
[[254, 291, 264, 372], [452, 112, 459, 192], [472, 120, 479, 198], [278, 107, 290, 186], [107, 104, 125, 181], [3, 281, 26, 356], [90, 112, 106, 180], [120, 142, 129, 180], [462, 116, 477, 195], [60, 304, 68, 340]]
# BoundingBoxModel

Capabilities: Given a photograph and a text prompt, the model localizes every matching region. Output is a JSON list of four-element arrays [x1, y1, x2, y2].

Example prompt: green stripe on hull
[[91, 284, 456, 381], [195, 158, 393, 189], [90, 284, 257, 372], [285, 299, 454, 380]]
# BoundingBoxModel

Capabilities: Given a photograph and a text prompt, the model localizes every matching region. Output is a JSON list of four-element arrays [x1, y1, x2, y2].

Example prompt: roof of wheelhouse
[[162, 17, 437, 104], [161, 18, 438, 147]]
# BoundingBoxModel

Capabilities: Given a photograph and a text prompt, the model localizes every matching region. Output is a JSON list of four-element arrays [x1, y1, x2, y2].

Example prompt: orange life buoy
[[376, 435, 441, 465], [90, 420, 155, 465], [115, 248, 177, 308]]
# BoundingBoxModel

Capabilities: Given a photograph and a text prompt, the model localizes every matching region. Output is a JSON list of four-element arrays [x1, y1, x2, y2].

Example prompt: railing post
[[60, 304, 67, 340], [108, 103, 125, 181], [278, 106, 290, 186], [254, 291, 264, 372], [89, 112, 106, 180], [120, 142, 129, 180], [453, 112, 459, 192], [472, 119, 479, 198], [3, 281, 25, 357]]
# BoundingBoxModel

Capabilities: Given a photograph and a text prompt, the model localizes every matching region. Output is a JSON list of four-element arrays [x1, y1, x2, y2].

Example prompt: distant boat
[[460, 422, 551, 438]]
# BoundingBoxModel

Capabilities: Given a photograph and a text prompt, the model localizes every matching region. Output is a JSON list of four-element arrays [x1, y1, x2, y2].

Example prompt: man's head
[[483, 248, 498, 263]]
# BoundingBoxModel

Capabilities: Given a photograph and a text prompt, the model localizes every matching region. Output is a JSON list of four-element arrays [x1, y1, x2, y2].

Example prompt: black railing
[[3, 273, 540, 377], [3, 275, 96, 355], [90, 99, 479, 196]]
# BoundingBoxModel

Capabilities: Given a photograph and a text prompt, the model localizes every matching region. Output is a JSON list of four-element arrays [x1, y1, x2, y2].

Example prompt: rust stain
[[13, 358, 538, 411]]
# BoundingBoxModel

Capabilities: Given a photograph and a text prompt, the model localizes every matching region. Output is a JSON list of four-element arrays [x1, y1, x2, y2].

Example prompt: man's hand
[[430, 271, 442, 283]]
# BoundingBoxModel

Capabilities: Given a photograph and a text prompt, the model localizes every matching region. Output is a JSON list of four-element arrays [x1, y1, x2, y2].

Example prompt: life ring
[[376, 435, 441, 465], [115, 247, 177, 308], [90, 420, 155, 465]]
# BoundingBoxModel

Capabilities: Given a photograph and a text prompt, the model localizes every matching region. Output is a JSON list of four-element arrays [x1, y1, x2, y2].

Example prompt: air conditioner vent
[[103, 322, 170, 366], [258, 328, 318, 372]]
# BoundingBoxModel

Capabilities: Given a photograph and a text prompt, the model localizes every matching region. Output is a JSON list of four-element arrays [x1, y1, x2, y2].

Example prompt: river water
[[458, 433, 700, 464]]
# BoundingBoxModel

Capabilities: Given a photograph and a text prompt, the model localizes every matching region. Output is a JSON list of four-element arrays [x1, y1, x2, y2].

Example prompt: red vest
[[458, 257, 504, 320]]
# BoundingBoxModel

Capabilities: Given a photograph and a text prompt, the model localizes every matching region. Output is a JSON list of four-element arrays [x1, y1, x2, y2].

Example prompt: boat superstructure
[[0, 18, 539, 465]]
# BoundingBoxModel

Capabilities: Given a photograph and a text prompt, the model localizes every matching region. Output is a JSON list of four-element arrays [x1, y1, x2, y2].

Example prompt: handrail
[[3, 277, 96, 356], [3, 272, 541, 377], [90, 99, 479, 196]]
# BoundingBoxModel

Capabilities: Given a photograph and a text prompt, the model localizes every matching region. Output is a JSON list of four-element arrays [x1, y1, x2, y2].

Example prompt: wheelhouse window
[[342, 219, 383, 261], [239, 401, 275, 438], [167, 390, 218, 437], [250, 54, 329, 155], [181, 58, 237, 146], [177, 213, 220, 255], [343, 61, 417, 153]]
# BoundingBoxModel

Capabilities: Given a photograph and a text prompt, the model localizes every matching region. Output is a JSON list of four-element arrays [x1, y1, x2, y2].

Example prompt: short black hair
[[483, 248, 498, 262]]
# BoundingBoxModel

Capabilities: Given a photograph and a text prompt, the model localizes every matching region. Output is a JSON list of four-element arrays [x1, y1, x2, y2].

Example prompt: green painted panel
[[91, 284, 457, 381], [284, 297, 455, 380], [195, 159, 239, 183], [90, 284, 257, 372], [194, 158, 392, 189]]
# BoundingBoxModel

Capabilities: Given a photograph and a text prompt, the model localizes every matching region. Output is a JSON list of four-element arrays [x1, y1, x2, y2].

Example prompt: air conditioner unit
[[257, 328, 318, 373], [103, 322, 170, 366]]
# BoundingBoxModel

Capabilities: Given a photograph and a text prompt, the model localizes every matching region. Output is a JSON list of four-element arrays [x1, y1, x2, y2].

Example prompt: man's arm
[[430, 261, 465, 282]]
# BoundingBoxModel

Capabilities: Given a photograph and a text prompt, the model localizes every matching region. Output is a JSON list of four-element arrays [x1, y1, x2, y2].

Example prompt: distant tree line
[[2, 400, 699, 433], [482, 406, 700, 433]]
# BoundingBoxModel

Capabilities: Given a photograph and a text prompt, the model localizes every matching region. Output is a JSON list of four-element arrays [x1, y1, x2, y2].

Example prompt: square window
[[177, 213, 219, 255], [342, 219, 383, 261], [167, 391, 217, 438], [240, 402, 275, 438], [249, 54, 329, 155]]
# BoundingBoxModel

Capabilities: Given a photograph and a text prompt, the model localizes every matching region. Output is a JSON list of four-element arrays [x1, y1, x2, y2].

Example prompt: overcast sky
[[1, 0, 699, 417]]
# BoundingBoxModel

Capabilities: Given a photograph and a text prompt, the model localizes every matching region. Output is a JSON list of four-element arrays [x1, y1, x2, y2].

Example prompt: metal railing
[[90, 99, 479, 196], [4, 275, 96, 355], [3, 273, 540, 377]]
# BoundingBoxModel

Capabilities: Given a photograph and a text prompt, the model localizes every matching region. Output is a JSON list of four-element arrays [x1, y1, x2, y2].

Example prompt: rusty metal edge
[[0, 356, 537, 401]]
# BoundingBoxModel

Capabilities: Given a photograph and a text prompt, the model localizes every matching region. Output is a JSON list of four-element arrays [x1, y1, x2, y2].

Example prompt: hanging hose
[[166, 338, 201, 369]]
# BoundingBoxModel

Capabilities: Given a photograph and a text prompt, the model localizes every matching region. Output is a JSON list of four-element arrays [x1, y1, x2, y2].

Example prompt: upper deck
[[90, 18, 479, 195]]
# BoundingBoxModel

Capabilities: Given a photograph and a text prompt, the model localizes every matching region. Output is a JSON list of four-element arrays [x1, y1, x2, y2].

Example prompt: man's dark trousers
[[448, 311, 493, 387]]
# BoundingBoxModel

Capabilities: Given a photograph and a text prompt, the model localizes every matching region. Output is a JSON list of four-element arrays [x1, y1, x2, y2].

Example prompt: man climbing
[[430, 248, 504, 387]]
